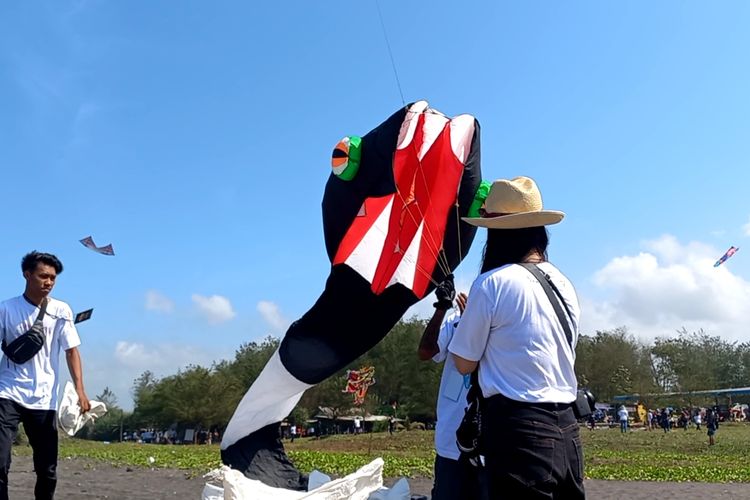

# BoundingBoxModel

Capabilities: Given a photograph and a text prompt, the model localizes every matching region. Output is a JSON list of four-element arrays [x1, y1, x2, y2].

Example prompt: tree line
[[83, 321, 750, 441]]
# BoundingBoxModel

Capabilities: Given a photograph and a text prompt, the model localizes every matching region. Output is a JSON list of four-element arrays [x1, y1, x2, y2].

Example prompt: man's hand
[[455, 292, 468, 314], [433, 274, 456, 310], [77, 389, 91, 413]]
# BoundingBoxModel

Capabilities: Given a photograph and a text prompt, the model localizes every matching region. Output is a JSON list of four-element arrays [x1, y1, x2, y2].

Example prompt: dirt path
[[8, 455, 750, 499]]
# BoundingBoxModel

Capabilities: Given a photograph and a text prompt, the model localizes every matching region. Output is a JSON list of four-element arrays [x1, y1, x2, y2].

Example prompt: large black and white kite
[[220, 101, 484, 489]]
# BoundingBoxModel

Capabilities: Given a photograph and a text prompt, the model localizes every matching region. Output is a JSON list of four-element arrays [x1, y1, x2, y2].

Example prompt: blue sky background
[[2, 1, 750, 409]]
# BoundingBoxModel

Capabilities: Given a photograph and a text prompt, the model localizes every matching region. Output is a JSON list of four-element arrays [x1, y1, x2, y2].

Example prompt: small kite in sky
[[74, 309, 93, 324], [714, 246, 739, 267], [79, 236, 115, 256]]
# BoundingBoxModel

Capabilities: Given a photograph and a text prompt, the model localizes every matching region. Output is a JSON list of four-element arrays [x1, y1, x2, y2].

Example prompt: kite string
[[392, 187, 452, 277], [375, 0, 406, 106], [397, 117, 457, 275], [391, 183, 446, 266], [387, 121, 451, 275], [367, 219, 442, 290], [411, 132, 456, 275], [454, 200, 462, 270]]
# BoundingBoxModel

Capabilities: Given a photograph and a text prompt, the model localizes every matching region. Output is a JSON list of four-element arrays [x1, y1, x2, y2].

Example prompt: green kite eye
[[467, 180, 492, 218], [331, 136, 362, 181]]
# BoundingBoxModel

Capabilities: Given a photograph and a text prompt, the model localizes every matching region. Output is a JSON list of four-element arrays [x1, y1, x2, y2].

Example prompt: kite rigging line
[[375, 0, 406, 106]]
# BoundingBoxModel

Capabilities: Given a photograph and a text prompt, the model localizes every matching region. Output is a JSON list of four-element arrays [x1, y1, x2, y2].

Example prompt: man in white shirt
[[418, 278, 486, 500], [0, 251, 90, 500]]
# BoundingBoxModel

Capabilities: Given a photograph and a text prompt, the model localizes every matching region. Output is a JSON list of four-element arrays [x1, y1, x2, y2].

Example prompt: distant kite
[[79, 236, 115, 256], [342, 366, 376, 406], [714, 246, 739, 267], [74, 309, 93, 324]]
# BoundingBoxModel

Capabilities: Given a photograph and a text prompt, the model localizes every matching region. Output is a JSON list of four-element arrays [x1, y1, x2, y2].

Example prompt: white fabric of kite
[[201, 458, 410, 500], [58, 381, 108, 436]]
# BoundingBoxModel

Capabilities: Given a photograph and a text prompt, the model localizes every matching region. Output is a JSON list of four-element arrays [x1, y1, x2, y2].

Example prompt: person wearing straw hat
[[448, 176, 584, 499]]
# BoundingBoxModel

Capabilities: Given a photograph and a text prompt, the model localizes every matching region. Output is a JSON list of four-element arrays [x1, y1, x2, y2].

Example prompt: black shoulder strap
[[37, 298, 48, 321], [519, 263, 574, 348]]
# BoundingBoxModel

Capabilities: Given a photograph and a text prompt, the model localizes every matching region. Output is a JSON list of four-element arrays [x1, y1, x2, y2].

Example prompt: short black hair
[[480, 226, 549, 274], [21, 251, 64, 274]]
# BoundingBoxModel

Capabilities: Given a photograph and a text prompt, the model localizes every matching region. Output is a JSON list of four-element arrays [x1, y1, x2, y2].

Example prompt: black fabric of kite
[[222, 423, 309, 490], [3, 299, 47, 364]]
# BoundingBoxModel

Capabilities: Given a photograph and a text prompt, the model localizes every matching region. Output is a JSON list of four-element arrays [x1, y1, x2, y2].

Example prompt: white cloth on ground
[[201, 458, 410, 500]]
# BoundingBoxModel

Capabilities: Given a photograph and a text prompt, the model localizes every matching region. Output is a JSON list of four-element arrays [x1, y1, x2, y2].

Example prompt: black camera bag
[[455, 367, 483, 467], [2, 298, 48, 364]]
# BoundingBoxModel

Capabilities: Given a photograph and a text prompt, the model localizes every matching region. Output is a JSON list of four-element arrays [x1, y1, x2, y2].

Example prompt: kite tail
[[220, 422, 308, 490], [219, 349, 311, 489], [219, 266, 417, 488]]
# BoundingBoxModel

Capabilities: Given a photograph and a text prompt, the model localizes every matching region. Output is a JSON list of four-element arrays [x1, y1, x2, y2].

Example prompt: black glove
[[433, 274, 456, 310]]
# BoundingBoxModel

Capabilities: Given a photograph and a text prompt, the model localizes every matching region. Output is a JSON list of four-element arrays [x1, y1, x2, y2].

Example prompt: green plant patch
[[51, 440, 222, 471], [13, 425, 750, 483], [288, 450, 432, 478]]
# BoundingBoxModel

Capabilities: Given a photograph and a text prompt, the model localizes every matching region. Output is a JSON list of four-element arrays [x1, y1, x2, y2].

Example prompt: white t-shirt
[[618, 409, 629, 421], [432, 310, 469, 461], [0, 295, 81, 410], [448, 262, 580, 404]]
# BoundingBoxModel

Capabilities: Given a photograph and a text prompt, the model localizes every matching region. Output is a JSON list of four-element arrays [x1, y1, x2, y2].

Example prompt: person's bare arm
[[65, 347, 90, 412], [452, 353, 478, 375], [418, 308, 446, 361]]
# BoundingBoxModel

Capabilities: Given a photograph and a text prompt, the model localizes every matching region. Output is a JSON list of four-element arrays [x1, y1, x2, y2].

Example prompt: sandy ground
[[7, 455, 750, 499]]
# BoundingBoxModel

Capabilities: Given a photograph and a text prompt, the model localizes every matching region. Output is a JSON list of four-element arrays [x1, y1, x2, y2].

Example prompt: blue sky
[[2, 1, 750, 409]]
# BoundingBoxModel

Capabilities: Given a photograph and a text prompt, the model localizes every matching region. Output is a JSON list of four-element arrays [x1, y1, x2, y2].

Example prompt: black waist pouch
[[2, 299, 47, 364], [456, 368, 484, 467]]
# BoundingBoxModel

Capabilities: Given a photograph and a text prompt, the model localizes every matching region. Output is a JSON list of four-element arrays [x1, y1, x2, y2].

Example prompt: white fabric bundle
[[57, 381, 108, 436], [201, 458, 410, 500]]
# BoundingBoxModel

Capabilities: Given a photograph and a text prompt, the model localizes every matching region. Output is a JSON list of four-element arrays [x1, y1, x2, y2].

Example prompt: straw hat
[[462, 176, 565, 229]]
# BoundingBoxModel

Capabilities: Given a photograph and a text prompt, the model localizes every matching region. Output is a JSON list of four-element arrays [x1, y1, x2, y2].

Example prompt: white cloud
[[144, 290, 174, 313], [88, 340, 227, 410], [581, 234, 750, 342], [191, 294, 236, 324], [114, 341, 163, 366], [743, 216, 750, 237], [257, 301, 290, 332]]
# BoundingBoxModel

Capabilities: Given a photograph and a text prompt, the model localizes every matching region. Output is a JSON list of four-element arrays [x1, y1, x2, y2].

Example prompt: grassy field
[[584, 422, 750, 482], [19, 423, 750, 482]]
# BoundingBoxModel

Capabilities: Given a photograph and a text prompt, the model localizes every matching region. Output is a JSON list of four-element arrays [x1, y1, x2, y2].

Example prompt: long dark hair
[[480, 226, 549, 274]]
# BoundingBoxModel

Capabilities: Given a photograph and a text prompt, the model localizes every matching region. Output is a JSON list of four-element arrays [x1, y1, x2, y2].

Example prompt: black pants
[[0, 398, 58, 500], [431, 454, 489, 500], [482, 394, 585, 500]]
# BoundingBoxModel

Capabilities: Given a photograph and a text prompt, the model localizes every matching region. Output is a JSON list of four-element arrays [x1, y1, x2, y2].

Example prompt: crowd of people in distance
[[122, 428, 219, 445], [587, 404, 734, 446]]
